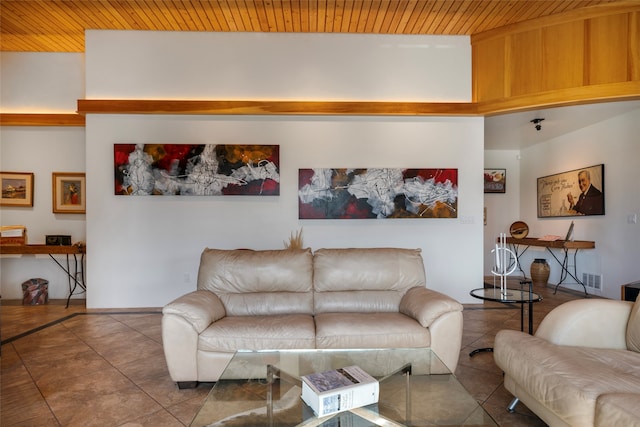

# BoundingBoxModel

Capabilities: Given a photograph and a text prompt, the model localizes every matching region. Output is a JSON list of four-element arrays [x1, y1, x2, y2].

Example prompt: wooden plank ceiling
[[1, 0, 623, 53]]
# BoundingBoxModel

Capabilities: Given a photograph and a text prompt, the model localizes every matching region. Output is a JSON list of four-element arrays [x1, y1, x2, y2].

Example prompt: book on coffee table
[[301, 365, 379, 417]]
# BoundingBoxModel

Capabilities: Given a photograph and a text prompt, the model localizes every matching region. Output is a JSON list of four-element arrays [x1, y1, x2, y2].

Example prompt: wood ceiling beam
[[0, 114, 85, 127], [76, 99, 479, 116]]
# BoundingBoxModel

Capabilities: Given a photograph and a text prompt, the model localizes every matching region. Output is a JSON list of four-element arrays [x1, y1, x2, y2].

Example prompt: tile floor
[[1, 281, 587, 426]]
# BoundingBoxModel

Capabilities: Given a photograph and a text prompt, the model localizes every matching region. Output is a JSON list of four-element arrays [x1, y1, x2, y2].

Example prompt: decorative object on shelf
[[537, 164, 604, 218], [298, 168, 458, 219], [46, 235, 72, 246], [565, 221, 575, 241], [114, 144, 280, 196], [53, 172, 86, 214], [1, 225, 27, 245], [484, 169, 506, 193], [509, 221, 529, 239], [530, 258, 550, 287], [1, 172, 34, 207]]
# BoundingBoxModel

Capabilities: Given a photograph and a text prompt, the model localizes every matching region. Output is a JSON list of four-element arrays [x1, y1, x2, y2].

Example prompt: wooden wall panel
[[509, 29, 542, 97], [542, 21, 585, 91], [472, 37, 506, 102], [586, 13, 629, 84], [472, 5, 639, 108], [628, 11, 640, 81]]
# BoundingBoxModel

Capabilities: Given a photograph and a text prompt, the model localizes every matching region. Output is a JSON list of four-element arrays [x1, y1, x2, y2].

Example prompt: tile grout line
[[59, 313, 188, 427], [0, 311, 162, 346]]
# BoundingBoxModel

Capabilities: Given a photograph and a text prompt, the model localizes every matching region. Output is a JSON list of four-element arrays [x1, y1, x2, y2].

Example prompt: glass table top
[[470, 287, 542, 303], [190, 348, 498, 427]]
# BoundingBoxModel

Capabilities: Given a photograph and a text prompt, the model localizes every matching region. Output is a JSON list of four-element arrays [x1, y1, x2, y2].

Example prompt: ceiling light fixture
[[530, 118, 545, 131]]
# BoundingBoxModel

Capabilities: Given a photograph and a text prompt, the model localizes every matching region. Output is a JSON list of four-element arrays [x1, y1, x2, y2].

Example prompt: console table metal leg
[[550, 248, 588, 296], [48, 253, 86, 308]]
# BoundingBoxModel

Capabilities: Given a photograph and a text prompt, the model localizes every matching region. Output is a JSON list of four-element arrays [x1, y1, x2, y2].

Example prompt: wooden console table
[[0, 244, 86, 307], [504, 237, 595, 296]]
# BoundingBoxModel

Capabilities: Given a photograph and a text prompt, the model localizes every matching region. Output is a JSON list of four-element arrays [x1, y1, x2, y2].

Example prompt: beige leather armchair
[[494, 298, 640, 427]]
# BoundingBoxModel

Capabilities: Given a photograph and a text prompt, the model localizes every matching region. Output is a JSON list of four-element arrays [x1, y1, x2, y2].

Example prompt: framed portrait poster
[[484, 169, 506, 193], [1, 172, 34, 207], [537, 164, 604, 218], [53, 172, 86, 214]]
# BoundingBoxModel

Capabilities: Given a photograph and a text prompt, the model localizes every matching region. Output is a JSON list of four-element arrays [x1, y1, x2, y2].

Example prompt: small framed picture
[[1, 172, 34, 207], [484, 169, 506, 193], [52, 172, 86, 214]]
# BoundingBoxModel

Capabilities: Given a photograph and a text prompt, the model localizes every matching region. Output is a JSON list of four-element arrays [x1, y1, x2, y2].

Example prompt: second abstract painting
[[299, 168, 458, 219]]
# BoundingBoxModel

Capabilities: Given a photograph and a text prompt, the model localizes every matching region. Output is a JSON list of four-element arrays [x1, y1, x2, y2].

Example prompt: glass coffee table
[[190, 348, 497, 426]]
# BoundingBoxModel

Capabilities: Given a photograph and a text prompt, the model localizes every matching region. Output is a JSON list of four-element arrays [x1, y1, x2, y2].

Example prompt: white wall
[[1, 52, 84, 113], [513, 109, 640, 299], [483, 150, 521, 274], [83, 31, 483, 308], [85, 31, 471, 101], [87, 115, 483, 307], [482, 108, 640, 299], [1, 53, 86, 299]]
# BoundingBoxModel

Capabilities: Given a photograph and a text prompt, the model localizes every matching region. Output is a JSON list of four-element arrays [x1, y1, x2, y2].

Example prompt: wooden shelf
[[0, 244, 85, 255], [0, 113, 85, 127], [76, 99, 479, 116], [505, 237, 595, 250]]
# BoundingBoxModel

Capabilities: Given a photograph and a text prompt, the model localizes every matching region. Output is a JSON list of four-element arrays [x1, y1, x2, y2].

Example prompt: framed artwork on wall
[[1, 172, 34, 207], [537, 164, 604, 218], [53, 172, 86, 214], [114, 144, 280, 196], [298, 168, 458, 219], [484, 169, 506, 193]]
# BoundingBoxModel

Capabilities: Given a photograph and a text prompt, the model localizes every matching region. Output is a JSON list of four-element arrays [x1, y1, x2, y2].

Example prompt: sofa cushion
[[627, 297, 640, 352], [197, 248, 314, 316], [595, 393, 640, 427], [198, 314, 316, 352], [315, 312, 430, 349], [313, 248, 426, 313], [495, 330, 640, 427]]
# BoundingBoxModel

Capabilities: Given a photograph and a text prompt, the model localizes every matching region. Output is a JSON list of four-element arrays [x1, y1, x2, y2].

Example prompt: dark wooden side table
[[468, 285, 542, 357]]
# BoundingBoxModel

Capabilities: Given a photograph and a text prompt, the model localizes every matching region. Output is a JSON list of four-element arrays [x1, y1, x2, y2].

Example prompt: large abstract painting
[[114, 144, 280, 196], [299, 168, 458, 219]]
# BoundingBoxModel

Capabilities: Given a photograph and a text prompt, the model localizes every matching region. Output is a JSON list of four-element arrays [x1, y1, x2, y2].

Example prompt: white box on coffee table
[[301, 365, 379, 417]]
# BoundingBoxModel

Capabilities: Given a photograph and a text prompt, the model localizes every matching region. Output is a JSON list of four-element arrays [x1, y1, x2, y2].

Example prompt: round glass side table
[[469, 285, 542, 357]]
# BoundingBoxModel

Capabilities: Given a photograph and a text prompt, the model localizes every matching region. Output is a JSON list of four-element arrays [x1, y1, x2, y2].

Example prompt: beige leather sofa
[[162, 247, 464, 388], [494, 297, 640, 427]]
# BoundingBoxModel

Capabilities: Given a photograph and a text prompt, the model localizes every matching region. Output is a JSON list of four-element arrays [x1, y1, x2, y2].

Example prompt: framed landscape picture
[[53, 172, 86, 214], [1, 172, 34, 207], [537, 164, 604, 217]]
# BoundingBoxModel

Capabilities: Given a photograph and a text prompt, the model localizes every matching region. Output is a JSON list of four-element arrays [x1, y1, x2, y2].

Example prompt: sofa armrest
[[535, 299, 633, 349], [399, 287, 463, 328], [163, 290, 226, 333], [162, 290, 226, 383]]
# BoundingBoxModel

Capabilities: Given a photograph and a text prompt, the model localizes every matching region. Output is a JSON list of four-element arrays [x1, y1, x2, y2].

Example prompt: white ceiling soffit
[[484, 100, 640, 150]]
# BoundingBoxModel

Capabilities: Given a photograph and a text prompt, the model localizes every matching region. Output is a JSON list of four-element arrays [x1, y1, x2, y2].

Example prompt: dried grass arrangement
[[284, 228, 304, 250]]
